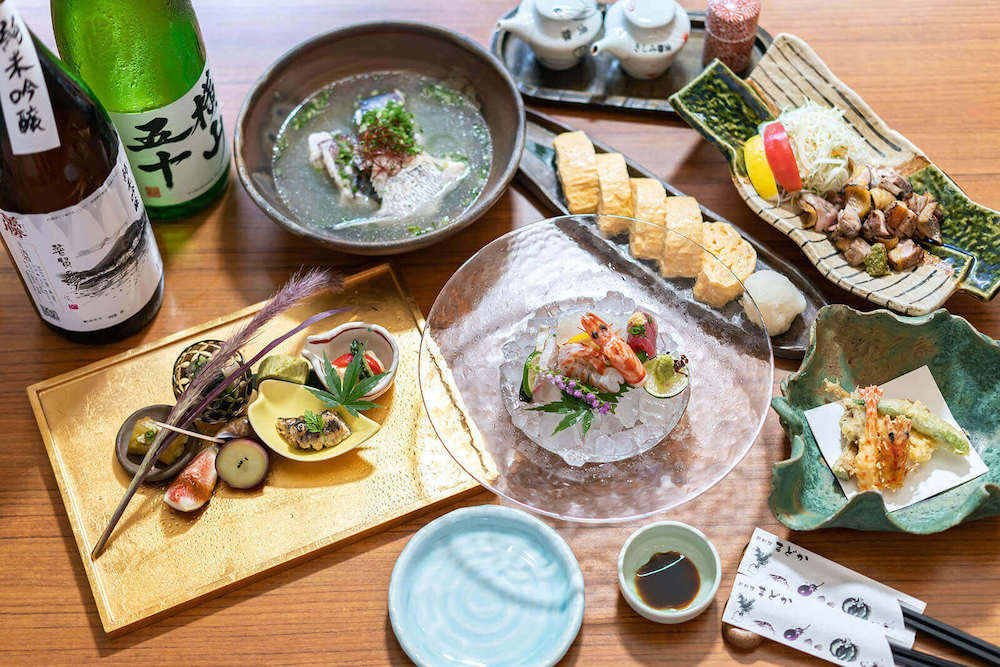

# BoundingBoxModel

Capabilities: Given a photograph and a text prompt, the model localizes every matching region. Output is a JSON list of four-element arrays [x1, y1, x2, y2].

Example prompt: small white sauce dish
[[301, 322, 399, 399], [618, 521, 721, 624]]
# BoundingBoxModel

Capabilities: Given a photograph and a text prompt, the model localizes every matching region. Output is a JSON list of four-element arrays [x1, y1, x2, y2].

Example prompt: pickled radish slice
[[216, 438, 269, 489]]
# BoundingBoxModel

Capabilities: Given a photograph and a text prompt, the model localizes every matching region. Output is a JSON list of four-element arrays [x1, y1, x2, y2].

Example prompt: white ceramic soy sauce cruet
[[590, 0, 690, 79], [496, 0, 603, 70]]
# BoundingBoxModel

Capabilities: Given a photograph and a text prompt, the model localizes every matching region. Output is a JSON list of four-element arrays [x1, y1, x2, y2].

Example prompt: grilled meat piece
[[886, 201, 917, 238], [888, 238, 923, 270], [848, 165, 875, 189], [905, 192, 931, 214], [844, 237, 872, 266], [862, 209, 891, 241], [798, 192, 839, 232], [276, 410, 352, 451], [873, 167, 913, 198], [914, 201, 943, 243], [836, 207, 863, 239], [870, 187, 895, 211]]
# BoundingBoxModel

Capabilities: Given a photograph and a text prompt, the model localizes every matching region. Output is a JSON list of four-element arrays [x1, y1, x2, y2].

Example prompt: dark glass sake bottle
[[0, 0, 164, 343]]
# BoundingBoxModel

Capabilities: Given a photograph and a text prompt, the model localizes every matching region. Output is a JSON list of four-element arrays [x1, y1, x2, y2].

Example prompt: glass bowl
[[419, 215, 773, 522]]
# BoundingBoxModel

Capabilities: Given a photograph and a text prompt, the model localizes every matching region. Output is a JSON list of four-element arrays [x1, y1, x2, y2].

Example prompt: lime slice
[[643, 355, 689, 398], [520, 351, 540, 402]]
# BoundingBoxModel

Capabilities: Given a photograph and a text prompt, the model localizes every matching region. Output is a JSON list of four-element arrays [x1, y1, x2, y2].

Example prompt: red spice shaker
[[703, 0, 761, 72]]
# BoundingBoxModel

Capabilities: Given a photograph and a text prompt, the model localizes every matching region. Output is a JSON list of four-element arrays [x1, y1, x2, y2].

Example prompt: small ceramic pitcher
[[496, 0, 603, 70], [590, 0, 690, 79]]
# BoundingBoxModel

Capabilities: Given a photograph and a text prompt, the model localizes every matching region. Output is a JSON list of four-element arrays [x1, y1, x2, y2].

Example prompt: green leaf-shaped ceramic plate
[[248, 379, 380, 462], [771, 305, 1000, 533], [669, 33, 1000, 316]]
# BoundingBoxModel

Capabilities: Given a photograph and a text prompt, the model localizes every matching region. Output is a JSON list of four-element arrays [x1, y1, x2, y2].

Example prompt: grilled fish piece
[[276, 410, 352, 451], [308, 131, 366, 202], [353, 90, 406, 128]]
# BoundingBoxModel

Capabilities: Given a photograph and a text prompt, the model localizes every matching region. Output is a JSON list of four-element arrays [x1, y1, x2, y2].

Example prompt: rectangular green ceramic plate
[[670, 33, 1000, 316]]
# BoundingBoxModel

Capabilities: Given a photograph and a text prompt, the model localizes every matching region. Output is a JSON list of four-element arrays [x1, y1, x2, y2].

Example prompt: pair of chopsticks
[[890, 606, 1000, 666]]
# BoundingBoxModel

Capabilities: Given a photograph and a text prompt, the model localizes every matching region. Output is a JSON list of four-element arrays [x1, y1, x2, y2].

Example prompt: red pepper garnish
[[331, 351, 382, 374]]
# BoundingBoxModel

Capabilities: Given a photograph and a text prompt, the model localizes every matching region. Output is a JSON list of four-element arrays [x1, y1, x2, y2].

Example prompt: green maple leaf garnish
[[306, 342, 389, 417]]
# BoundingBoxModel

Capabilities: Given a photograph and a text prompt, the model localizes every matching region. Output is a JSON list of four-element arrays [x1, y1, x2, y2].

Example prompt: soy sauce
[[634, 551, 701, 610]]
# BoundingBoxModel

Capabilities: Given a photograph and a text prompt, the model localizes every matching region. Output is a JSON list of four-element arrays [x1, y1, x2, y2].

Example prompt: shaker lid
[[536, 0, 598, 21], [622, 0, 678, 29]]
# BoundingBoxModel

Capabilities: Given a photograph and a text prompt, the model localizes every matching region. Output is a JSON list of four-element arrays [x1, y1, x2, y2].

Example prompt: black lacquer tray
[[491, 7, 772, 115], [515, 109, 827, 359]]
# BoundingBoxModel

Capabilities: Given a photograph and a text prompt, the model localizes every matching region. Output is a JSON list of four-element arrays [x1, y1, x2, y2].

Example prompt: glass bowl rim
[[418, 214, 775, 523]]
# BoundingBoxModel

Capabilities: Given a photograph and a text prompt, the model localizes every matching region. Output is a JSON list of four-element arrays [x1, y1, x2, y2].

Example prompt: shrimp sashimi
[[556, 342, 624, 392], [579, 313, 647, 385]]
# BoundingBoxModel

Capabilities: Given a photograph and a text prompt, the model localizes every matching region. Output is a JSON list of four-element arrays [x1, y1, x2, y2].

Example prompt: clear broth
[[272, 72, 493, 243]]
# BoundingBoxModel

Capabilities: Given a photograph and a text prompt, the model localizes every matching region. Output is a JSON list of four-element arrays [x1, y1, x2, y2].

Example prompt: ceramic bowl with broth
[[235, 22, 525, 255]]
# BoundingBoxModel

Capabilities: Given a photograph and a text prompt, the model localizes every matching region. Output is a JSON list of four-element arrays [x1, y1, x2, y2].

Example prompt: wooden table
[[3, 0, 998, 663]]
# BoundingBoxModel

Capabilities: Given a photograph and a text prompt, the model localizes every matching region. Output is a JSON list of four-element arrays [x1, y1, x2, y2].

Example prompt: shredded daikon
[[775, 101, 874, 194]]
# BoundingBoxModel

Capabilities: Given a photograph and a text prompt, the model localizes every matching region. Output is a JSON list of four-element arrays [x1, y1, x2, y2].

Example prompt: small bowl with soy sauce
[[618, 521, 721, 624]]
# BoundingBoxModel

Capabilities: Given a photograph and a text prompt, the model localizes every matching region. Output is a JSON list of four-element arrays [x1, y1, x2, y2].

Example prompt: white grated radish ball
[[740, 271, 807, 336]]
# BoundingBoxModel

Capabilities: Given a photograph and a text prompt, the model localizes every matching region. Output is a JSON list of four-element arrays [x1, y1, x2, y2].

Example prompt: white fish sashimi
[[333, 153, 468, 229]]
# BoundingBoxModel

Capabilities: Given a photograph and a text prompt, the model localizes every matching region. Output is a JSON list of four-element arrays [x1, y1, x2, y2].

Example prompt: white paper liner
[[804, 366, 988, 512]]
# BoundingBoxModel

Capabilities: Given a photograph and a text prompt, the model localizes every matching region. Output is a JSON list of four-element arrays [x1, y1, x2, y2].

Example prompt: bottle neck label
[[0, 145, 163, 332], [0, 1, 60, 155], [110, 61, 229, 208]]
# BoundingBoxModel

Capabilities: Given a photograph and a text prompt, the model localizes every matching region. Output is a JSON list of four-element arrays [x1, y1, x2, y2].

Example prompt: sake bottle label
[[110, 62, 229, 207], [0, 147, 163, 332], [0, 2, 60, 155]]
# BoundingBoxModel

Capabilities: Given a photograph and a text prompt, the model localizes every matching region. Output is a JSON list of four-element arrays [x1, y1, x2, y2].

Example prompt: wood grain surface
[[2, 0, 998, 664]]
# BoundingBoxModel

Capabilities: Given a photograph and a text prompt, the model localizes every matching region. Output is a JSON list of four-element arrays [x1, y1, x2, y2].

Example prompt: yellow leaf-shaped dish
[[248, 379, 380, 462]]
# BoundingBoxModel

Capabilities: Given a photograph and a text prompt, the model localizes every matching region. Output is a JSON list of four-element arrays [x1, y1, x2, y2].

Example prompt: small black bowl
[[115, 405, 199, 483]]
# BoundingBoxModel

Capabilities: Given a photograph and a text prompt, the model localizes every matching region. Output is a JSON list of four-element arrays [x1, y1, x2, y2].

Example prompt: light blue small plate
[[388, 505, 585, 666]]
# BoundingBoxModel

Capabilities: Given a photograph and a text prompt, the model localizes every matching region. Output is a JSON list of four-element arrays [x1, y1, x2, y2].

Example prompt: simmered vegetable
[[128, 417, 186, 464], [216, 438, 270, 489]]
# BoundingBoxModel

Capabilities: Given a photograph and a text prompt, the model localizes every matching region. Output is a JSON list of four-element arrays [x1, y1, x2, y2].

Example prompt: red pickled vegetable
[[332, 351, 382, 374]]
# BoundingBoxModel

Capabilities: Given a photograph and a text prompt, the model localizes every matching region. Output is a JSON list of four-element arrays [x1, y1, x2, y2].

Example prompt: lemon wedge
[[743, 135, 778, 201]]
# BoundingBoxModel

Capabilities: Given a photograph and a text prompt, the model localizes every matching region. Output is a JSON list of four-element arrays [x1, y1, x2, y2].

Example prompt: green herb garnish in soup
[[272, 72, 493, 243]]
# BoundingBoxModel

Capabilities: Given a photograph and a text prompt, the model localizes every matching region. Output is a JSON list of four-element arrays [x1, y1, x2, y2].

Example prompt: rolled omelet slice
[[659, 196, 704, 278], [628, 178, 667, 260], [594, 152, 633, 236], [693, 223, 757, 307], [701, 220, 742, 257], [553, 131, 599, 214]]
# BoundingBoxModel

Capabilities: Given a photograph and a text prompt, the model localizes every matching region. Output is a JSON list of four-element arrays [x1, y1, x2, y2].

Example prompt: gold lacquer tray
[[27, 264, 479, 635]]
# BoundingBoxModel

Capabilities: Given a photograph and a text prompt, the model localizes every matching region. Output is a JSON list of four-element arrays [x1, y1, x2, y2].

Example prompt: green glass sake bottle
[[52, 0, 229, 219]]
